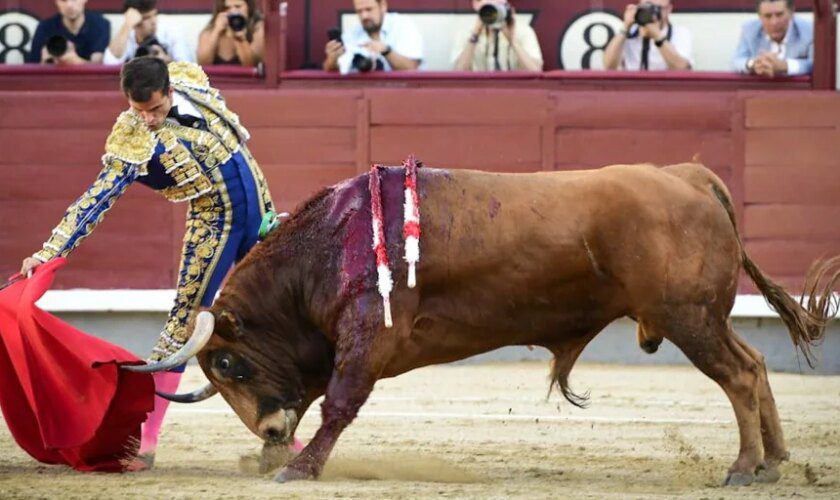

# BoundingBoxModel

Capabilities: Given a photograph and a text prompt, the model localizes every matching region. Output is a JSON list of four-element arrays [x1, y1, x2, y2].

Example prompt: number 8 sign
[[558, 11, 624, 70], [0, 12, 39, 64]]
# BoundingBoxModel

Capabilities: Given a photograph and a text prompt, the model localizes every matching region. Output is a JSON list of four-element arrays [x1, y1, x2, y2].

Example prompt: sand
[[0, 362, 837, 499]]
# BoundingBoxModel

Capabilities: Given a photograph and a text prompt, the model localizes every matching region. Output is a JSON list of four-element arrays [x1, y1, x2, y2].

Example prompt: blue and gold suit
[[33, 62, 274, 361]]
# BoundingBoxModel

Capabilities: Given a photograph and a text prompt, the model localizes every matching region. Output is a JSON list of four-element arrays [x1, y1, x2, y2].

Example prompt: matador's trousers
[[150, 150, 269, 364]]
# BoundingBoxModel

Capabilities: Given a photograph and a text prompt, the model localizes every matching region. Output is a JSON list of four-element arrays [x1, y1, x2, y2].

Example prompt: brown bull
[[133, 162, 838, 485]]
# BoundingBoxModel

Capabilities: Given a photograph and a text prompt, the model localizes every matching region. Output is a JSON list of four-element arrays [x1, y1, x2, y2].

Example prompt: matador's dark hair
[[120, 56, 169, 102]]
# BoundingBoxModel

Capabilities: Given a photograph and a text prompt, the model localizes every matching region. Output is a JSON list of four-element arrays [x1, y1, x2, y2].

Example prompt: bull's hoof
[[274, 465, 315, 483], [259, 443, 296, 474], [755, 463, 782, 483], [724, 471, 755, 486]]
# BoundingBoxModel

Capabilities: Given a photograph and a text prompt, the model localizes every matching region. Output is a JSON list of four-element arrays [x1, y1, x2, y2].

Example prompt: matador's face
[[129, 87, 173, 130]]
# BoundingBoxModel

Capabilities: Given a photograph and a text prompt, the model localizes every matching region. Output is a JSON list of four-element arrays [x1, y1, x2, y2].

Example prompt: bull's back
[[413, 164, 739, 325]]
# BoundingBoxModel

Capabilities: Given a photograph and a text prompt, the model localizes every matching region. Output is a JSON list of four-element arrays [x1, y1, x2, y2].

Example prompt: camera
[[351, 52, 384, 73], [327, 27, 342, 43], [227, 13, 247, 32], [634, 2, 662, 26], [478, 1, 512, 29], [134, 36, 167, 58], [45, 35, 68, 58]]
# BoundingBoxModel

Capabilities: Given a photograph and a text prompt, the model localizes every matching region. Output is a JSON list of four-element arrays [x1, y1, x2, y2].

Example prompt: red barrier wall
[[1, 82, 838, 292]]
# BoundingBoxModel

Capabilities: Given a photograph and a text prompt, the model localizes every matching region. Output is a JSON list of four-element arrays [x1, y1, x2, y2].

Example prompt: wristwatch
[[381, 45, 392, 57], [654, 36, 667, 47], [469, 33, 480, 44], [746, 58, 756, 72]]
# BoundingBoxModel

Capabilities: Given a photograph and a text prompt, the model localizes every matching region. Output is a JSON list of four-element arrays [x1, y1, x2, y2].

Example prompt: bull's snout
[[258, 409, 298, 444]]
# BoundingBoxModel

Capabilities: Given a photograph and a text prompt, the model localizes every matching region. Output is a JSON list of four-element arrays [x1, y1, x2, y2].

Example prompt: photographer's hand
[[213, 14, 229, 35], [57, 42, 86, 65], [362, 39, 388, 55], [323, 40, 345, 71], [150, 45, 172, 63], [623, 4, 638, 30], [361, 40, 420, 70], [198, 14, 229, 65], [639, 21, 661, 40], [501, 5, 516, 42], [454, 19, 484, 71]]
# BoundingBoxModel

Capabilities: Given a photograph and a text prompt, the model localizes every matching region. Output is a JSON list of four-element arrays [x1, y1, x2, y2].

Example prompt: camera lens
[[634, 4, 660, 26], [478, 3, 509, 28], [46, 35, 68, 58], [227, 13, 247, 32], [351, 53, 374, 72]]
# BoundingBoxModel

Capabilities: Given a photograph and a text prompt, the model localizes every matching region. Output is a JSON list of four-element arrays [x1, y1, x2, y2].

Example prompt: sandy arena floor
[[0, 362, 837, 499]]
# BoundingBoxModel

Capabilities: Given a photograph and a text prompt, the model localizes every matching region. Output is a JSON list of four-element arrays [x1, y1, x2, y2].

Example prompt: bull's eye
[[211, 351, 253, 382]]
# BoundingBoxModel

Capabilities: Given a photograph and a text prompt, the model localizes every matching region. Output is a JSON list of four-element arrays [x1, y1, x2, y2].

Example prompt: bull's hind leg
[[730, 332, 788, 483], [654, 308, 764, 486]]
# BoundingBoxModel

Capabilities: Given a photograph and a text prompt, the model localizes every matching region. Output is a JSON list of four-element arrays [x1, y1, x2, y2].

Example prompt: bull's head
[[122, 306, 333, 446]]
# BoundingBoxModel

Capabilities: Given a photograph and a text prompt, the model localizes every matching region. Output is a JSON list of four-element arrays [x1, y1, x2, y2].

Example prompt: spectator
[[732, 0, 812, 77], [197, 0, 264, 67], [451, 1, 543, 72], [323, 0, 423, 74], [104, 0, 192, 65], [26, 0, 110, 64], [603, 0, 692, 71]]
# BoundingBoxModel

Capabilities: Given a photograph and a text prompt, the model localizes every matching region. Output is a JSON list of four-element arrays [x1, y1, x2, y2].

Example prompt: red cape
[[0, 258, 154, 472]]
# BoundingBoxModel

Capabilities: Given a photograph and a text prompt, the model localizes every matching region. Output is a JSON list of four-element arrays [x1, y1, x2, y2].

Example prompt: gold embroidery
[[168, 61, 210, 89], [150, 166, 233, 361], [104, 111, 155, 165]]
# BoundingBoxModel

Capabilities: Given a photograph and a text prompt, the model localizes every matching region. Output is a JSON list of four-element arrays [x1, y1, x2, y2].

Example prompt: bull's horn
[[122, 311, 215, 373], [156, 383, 218, 403]]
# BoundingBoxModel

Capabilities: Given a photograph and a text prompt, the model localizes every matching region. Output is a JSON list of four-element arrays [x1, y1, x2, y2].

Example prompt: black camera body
[[478, 2, 512, 29], [227, 13, 247, 32], [634, 3, 662, 26], [45, 35, 68, 58], [351, 52, 384, 73], [134, 36, 167, 58]]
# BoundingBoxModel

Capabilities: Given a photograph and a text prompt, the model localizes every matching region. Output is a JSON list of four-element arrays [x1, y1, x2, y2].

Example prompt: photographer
[[451, 0, 543, 72], [26, 0, 110, 64], [603, 0, 692, 71], [104, 0, 192, 65], [197, 0, 264, 67], [323, 0, 423, 74]]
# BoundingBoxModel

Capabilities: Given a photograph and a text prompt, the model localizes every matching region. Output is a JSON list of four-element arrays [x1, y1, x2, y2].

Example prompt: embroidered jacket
[[34, 62, 273, 262]]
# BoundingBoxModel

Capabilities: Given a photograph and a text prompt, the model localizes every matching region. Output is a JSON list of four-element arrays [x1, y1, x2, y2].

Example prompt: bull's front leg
[[274, 364, 374, 482]]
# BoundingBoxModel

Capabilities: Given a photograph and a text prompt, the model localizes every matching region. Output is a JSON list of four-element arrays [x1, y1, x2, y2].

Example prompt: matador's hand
[[20, 257, 41, 278]]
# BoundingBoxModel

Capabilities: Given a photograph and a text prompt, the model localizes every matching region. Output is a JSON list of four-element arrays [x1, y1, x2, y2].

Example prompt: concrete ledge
[[38, 290, 793, 318]]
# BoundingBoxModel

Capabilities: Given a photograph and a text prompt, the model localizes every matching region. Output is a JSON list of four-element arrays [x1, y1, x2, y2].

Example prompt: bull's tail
[[710, 183, 840, 367]]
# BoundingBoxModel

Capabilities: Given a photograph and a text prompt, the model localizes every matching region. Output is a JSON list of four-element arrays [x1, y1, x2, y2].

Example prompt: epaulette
[[103, 111, 155, 165], [168, 61, 211, 91]]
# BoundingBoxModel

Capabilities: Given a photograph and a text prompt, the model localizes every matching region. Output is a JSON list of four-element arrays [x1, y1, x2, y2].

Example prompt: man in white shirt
[[323, 0, 423, 74], [451, 1, 543, 72], [104, 0, 192, 65], [603, 0, 692, 71]]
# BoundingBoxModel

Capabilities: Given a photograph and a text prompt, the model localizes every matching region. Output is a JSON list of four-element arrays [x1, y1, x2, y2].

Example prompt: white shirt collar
[[764, 20, 792, 57], [170, 91, 202, 119]]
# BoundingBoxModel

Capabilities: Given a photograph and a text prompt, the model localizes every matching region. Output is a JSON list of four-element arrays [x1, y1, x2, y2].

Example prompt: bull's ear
[[215, 309, 245, 341]]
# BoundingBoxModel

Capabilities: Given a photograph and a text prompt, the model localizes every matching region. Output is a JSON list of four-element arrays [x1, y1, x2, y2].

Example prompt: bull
[[125, 161, 838, 486]]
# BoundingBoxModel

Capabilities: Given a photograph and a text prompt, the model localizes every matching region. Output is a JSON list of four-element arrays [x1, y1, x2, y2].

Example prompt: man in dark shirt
[[26, 0, 110, 64]]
